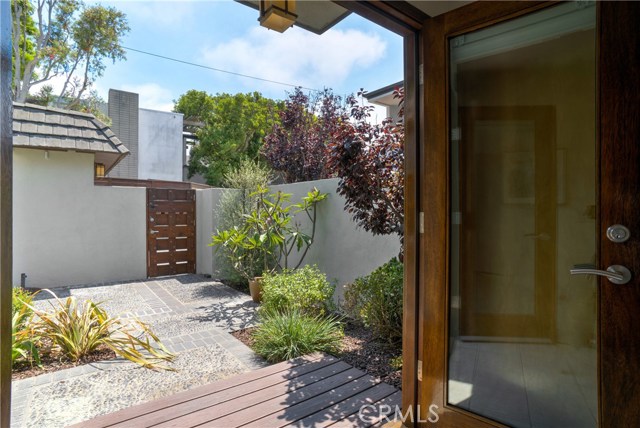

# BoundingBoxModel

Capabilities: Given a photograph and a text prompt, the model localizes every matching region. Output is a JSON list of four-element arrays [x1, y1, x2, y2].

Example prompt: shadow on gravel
[[188, 300, 258, 332]]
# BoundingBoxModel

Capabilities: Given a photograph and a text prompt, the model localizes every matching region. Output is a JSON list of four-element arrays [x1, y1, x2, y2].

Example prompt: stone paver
[[11, 274, 265, 428]]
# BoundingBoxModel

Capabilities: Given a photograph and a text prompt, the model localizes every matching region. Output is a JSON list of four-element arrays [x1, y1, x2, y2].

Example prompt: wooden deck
[[70, 353, 401, 428]]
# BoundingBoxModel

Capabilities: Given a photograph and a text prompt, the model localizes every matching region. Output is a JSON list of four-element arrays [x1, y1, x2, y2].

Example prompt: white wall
[[138, 109, 183, 181], [203, 179, 401, 302], [196, 188, 215, 276], [13, 148, 147, 288], [272, 179, 401, 302]]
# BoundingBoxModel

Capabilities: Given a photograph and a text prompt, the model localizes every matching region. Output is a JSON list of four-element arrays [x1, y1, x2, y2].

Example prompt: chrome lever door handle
[[150, 230, 159, 235], [570, 264, 632, 285]]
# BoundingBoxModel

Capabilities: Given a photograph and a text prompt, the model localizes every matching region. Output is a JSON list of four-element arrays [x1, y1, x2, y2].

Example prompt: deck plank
[[70, 353, 328, 428], [121, 361, 353, 428], [68, 353, 401, 428], [156, 368, 366, 428], [240, 374, 383, 428], [327, 391, 402, 428], [287, 383, 398, 427]]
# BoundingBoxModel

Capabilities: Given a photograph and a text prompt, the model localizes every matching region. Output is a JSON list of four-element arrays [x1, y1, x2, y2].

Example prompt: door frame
[[334, 1, 425, 418], [419, 1, 640, 427]]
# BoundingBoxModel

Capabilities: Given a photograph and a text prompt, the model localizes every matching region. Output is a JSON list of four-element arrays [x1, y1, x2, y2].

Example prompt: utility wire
[[122, 45, 321, 92]]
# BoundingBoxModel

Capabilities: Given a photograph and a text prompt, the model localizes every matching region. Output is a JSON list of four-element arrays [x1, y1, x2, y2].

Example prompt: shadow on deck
[[69, 353, 401, 427]]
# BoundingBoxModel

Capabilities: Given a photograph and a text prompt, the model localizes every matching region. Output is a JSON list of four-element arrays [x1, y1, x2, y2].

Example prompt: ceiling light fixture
[[259, 0, 297, 33]]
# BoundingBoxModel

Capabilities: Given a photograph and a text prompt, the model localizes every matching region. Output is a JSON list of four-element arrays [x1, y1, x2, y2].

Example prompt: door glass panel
[[448, 3, 597, 427]]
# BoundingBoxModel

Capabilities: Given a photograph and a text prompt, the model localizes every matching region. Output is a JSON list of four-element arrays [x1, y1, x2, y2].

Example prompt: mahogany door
[[418, 2, 640, 427], [147, 188, 196, 277]]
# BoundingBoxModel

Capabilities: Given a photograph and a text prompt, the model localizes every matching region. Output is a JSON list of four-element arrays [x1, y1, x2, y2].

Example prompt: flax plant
[[28, 290, 175, 370], [12, 303, 40, 366]]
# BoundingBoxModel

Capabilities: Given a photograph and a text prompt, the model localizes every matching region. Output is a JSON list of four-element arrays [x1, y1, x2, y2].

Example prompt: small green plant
[[211, 186, 327, 280], [12, 287, 34, 316], [252, 309, 343, 363], [12, 287, 40, 367], [343, 258, 403, 344], [261, 265, 335, 316], [28, 290, 175, 370], [390, 355, 403, 370], [12, 304, 40, 367]]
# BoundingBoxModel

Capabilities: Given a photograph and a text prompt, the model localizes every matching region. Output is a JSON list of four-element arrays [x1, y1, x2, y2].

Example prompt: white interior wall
[[13, 148, 147, 288]]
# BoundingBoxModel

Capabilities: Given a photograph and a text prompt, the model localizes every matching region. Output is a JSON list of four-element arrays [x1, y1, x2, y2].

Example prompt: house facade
[[107, 89, 184, 182], [11, 103, 147, 289]]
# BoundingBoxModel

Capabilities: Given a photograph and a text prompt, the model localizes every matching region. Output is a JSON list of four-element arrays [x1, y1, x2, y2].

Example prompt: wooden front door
[[147, 188, 196, 277], [418, 2, 640, 427]]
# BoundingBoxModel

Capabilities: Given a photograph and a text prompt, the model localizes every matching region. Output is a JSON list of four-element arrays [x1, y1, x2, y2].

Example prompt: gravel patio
[[11, 274, 265, 428]]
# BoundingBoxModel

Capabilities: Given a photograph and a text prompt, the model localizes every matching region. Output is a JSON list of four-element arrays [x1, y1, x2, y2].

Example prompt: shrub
[[343, 258, 403, 343], [12, 288, 39, 367], [216, 159, 273, 284], [252, 309, 343, 363], [12, 304, 40, 367], [261, 265, 335, 316], [211, 187, 327, 281], [12, 287, 34, 317], [29, 290, 175, 370]]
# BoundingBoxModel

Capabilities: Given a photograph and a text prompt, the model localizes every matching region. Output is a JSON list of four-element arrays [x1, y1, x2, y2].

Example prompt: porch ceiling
[[235, 1, 474, 34], [236, 0, 351, 34]]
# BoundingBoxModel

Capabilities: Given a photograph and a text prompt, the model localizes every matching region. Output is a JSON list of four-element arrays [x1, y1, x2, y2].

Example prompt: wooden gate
[[147, 188, 196, 277]]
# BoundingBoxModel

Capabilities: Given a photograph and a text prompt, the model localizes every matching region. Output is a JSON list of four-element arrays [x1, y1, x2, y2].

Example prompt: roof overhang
[[364, 80, 404, 107], [12, 102, 130, 174], [236, 0, 351, 34]]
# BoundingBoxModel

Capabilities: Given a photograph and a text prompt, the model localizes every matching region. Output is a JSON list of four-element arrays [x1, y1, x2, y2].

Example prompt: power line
[[121, 45, 321, 92]]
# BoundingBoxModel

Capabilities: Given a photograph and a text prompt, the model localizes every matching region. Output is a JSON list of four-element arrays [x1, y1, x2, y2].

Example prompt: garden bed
[[231, 319, 402, 390], [12, 346, 117, 380]]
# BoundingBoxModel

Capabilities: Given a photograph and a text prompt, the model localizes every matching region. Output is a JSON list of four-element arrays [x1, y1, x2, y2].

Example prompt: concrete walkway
[[11, 275, 266, 428]]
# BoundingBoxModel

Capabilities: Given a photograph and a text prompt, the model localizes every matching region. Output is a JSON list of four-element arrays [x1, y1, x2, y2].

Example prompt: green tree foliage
[[173, 89, 215, 124], [11, 0, 38, 80], [174, 91, 282, 186], [11, 0, 129, 107]]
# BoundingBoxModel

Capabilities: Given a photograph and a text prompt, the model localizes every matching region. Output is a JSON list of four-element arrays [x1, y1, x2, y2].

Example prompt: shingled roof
[[12, 102, 129, 173]]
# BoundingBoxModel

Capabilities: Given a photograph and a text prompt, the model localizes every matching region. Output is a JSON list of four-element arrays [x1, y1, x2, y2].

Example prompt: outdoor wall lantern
[[259, 0, 297, 33]]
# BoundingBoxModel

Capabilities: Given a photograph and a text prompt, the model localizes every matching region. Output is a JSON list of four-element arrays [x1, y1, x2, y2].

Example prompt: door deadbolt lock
[[607, 224, 630, 243]]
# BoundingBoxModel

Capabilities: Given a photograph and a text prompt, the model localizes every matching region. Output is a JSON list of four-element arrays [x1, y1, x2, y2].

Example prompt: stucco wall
[[13, 148, 147, 288], [203, 179, 401, 302], [272, 179, 401, 302], [196, 188, 215, 276], [138, 108, 183, 181]]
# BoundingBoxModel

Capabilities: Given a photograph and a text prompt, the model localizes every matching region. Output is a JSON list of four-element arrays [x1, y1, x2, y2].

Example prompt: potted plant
[[211, 186, 327, 302]]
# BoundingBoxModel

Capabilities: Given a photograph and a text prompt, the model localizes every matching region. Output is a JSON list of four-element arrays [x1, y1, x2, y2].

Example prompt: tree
[[11, 0, 129, 106], [327, 88, 405, 246], [175, 91, 282, 186], [173, 89, 215, 124], [262, 88, 342, 183]]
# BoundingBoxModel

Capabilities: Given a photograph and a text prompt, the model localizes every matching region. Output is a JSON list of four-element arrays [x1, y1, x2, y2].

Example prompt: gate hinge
[[419, 212, 424, 234], [417, 360, 423, 382]]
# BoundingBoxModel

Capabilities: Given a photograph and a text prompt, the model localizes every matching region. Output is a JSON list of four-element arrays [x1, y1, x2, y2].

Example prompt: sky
[[62, 0, 405, 116]]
